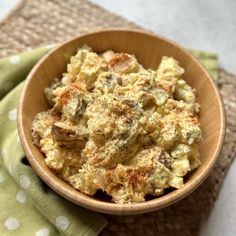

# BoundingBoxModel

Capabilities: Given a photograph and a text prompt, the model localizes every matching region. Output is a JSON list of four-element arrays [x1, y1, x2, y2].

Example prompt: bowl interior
[[18, 30, 225, 215]]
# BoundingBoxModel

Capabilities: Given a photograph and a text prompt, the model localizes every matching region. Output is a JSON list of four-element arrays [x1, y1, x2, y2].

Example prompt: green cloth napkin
[[0, 46, 218, 236], [188, 49, 218, 80]]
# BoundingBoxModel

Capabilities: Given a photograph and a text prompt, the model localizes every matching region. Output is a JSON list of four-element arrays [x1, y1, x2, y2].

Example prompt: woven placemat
[[0, 0, 235, 235]]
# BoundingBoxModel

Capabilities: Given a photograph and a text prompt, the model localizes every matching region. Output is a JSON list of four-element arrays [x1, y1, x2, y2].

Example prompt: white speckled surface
[[0, 0, 20, 21], [0, 1, 236, 235]]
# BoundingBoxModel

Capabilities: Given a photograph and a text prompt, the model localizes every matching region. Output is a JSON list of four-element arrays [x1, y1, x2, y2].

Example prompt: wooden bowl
[[17, 29, 225, 215]]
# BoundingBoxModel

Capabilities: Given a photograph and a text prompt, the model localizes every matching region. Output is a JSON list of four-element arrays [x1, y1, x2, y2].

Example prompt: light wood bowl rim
[[17, 29, 226, 215]]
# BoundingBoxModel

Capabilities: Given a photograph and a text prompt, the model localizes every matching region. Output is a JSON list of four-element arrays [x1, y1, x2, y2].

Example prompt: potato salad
[[32, 46, 201, 204]]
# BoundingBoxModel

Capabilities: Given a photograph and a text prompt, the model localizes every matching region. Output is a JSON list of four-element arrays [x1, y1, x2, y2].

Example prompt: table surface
[[1, 0, 236, 235]]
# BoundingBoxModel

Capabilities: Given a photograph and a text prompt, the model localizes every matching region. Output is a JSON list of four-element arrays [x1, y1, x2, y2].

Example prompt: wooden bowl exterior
[[17, 30, 225, 215]]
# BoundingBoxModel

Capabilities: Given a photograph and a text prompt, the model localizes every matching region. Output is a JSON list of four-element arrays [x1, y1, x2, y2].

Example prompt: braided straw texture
[[0, 0, 235, 235]]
